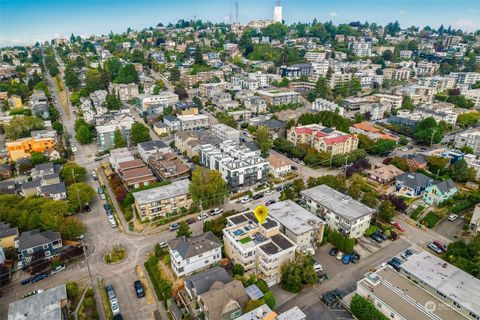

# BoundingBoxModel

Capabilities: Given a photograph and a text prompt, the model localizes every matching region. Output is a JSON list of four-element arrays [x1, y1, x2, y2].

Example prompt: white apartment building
[[247, 72, 274, 88], [449, 72, 480, 86], [168, 231, 222, 277], [372, 94, 403, 110], [211, 123, 240, 142], [455, 129, 480, 155], [136, 92, 179, 113], [256, 90, 300, 106], [199, 141, 269, 191], [310, 61, 330, 81], [329, 72, 352, 88], [352, 42, 372, 57], [312, 98, 344, 116], [465, 89, 480, 108], [301, 184, 375, 238], [97, 116, 135, 150], [109, 83, 139, 101], [231, 76, 260, 90], [244, 96, 268, 114], [359, 103, 386, 121], [418, 76, 455, 92], [199, 82, 226, 99], [177, 114, 209, 130], [223, 211, 297, 287], [383, 68, 411, 81], [399, 50, 412, 59], [304, 51, 327, 62]]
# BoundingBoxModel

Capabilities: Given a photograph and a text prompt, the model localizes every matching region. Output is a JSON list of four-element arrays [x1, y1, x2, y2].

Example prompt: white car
[[240, 196, 251, 204], [209, 208, 223, 216], [264, 190, 275, 196], [51, 264, 66, 275], [159, 241, 168, 248], [448, 214, 458, 221], [100, 193, 106, 200], [197, 212, 209, 220], [110, 298, 120, 315], [109, 216, 117, 228], [71, 146, 77, 154]]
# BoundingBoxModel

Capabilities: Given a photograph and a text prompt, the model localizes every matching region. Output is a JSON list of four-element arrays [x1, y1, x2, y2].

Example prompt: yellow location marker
[[254, 205, 269, 225]]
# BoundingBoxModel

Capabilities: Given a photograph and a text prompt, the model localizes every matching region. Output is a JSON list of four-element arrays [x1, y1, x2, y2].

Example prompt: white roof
[[268, 200, 325, 235], [133, 179, 190, 205]]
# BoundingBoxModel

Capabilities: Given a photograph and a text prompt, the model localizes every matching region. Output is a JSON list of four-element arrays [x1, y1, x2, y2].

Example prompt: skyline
[[1, 0, 479, 47]]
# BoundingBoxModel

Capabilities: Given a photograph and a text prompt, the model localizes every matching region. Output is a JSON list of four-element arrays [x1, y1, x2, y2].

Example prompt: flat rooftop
[[401, 250, 480, 317], [268, 200, 325, 235], [358, 267, 466, 320], [8, 284, 67, 320], [301, 184, 375, 221], [132, 179, 189, 204]]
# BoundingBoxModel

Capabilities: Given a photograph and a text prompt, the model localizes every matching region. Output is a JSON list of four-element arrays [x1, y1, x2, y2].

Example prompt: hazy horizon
[[1, 0, 479, 47]]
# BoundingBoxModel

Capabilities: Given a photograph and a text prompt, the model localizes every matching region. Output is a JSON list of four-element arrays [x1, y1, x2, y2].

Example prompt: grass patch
[[103, 245, 127, 264], [421, 211, 442, 228], [144, 256, 172, 302], [240, 237, 253, 244], [410, 205, 425, 220]]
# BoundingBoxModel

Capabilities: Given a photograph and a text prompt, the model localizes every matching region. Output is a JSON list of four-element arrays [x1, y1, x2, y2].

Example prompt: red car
[[392, 222, 405, 232], [433, 241, 446, 252]]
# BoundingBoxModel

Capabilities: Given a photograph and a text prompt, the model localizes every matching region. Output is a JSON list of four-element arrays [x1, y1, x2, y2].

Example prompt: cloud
[[328, 12, 338, 17], [450, 19, 480, 31], [399, 10, 407, 15]]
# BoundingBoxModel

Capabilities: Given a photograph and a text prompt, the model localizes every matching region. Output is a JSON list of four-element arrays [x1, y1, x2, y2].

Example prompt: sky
[[0, 0, 479, 46]]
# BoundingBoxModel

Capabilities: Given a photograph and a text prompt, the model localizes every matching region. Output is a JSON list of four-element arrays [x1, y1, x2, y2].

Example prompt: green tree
[[451, 159, 476, 183], [115, 64, 139, 84], [254, 126, 272, 157], [131, 122, 151, 144], [52, 121, 63, 133], [369, 139, 396, 155], [176, 222, 192, 238], [65, 67, 81, 90], [379, 200, 395, 222], [232, 263, 245, 276], [414, 117, 443, 145], [85, 69, 106, 93], [427, 156, 450, 176], [66, 282, 79, 299], [75, 125, 92, 144], [189, 167, 228, 208], [350, 295, 388, 320], [401, 95, 414, 111], [30, 152, 48, 165], [105, 92, 122, 110], [244, 300, 265, 313], [105, 58, 122, 80], [113, 128, 127, 148], [60, 163, 87, 186], [67, 182, 96, 212], [5, 116, 44, 139], [261, 22, 289, 40], [315, 76, 333, 100], [60, 217, 86, 240], [263, 291, 276, 309]]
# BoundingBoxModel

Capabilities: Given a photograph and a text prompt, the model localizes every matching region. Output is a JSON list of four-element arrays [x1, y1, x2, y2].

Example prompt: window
[[45, 250, 51, 256], [27, 248, 33, 254]]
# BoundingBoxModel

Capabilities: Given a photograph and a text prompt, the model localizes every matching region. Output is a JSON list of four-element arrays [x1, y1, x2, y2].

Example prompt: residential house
[[118, 159, 156, 190], [404, 154, 428, 171], [153, 121, 169, 136], [96, 115, 135, 150], [250, 118, 285, 140], [133, 179, 191, 221], [268, 154, 291, 178], [31, 162, 57, 179], [287, 124, 358, 156], [177, 114, 209, 131], [211, 123, 240, 143], [184, 266, 233, 301], [167, 231, 222, 277], [175, 102, 199, 116], [164, 116, 181, 132], [109, 148, 135, 171], [0, 222, 18, 249], [8, 284, 68, 320], [16, 229, 62, 264], [0, 180, 16, 195], [244, 96, 267, 115], [223, 211, 297, 286], [6, 137, 55, 161], [301, 185, 375, 238], [422, 179, 457, 205], [38, 182, 67, 201], [268, 200, 325, 251], [30, 90, 49, 119], [198, 280, 248, 320], [367, 165, 404, 185], [312, 98, 344, 116], [174, 130, 221, 158], [135, 92, 179, 115], [395, 172, 433, 197], [137, 140, 170, 163], [148, 152, 190, 182]]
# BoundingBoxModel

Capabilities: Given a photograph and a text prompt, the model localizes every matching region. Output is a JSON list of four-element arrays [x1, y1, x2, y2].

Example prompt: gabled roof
[[168, 231, 221, 260], [39, 182, 66, 195], [17, 229, 61, 251], [0, 222, 18, 239], [395, 172, 433, 189], [184, 266, 232, 297], [431, 179, 456, 193], [199, 280, 248, 320]]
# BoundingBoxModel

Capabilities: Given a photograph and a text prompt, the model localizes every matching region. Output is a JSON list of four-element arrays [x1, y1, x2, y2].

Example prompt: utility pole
[[72, 169, 83, 213], [430, 128, 437, 146], [81, 239, 94, 288]]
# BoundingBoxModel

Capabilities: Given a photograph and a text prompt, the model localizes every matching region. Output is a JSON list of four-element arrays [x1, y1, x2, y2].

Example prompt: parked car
[[133, 280, 145, 298], [329, 247, 338, 256], [448, 214, 458, 221], [264, 190, 275, 196], [428, 242, 443, 254], [313, 262, 323, 272], [252, 193, 264, 200], [209, 208, 223, 216], [92, 171, 98, 181], [240, 196, 251, 204], [401, 249, 414, 260], [197, 212, 209, 221], [105, 285, 115, 300], [100, 193, 106, 200], [109, 216, 117, 228], [113, 315, 123, 320], [169, 223, 179, 231], [375, 231, 388, 241], [336, 251, 343, 261], [51, 264, 66, 275], [23, 289, 44, 298], [370, 233, 383, 243], [31, 273, 48, 283], [433, 241, 446, 252], [392, 222, 405, 232], [21, 278, 31, 285], [351, 253, 360, 264], [75, 234, 85, 241], [291, 165, 298, 170], [387, 260, 402, 271], [110, 298, 120, 315], [342, 254, 352, 264], [265, 200, 276, 206], [159, 241, 168, 248], [185, 218, 196, 225], [391, 257, 403, 265], [103, 204, 112, 215], [98, 187, 104, 194]]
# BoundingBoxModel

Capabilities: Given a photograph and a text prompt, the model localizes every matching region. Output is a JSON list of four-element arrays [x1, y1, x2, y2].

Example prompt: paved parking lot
[[434, 215, 465, 241], [304, 299, 354, 320]]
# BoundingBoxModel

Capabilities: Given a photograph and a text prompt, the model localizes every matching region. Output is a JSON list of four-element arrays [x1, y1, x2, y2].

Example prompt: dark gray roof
[[433, 179, 456, 193], [39, 182, 66, 195], [262, 119, 285, 130], [0, 222, 18, 238], [42, 173, 59, 180], [321, 127, 334, 134], [184, 266, 232, 296], [17, 229, 61, 251], [0, 180, 16, 193], [395, 172, 433, 189], [20, 179, 42, 190], [245, 284, 264, 300], [138, 140, 168, 151], [164, 115, 179, 122], [405, 153, 427, 165], [154, 121, 168, 128], [167, 231, 221, 260], [33, 162, 54, 172]]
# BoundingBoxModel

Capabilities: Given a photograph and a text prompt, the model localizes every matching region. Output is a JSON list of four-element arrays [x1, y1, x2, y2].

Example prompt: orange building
[[6, 137, 55, 161]]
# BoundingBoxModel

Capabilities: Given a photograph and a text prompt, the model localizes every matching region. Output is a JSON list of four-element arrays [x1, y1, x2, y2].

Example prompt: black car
[[388, 260, 402, 272], [252, 193, 264, 200], [351, 252, 361, 263], [113, 315, 123, 320], [185, 218, 196, 225], [134, 280, 145, 298], [275, 186, 282, 192], [329, 247, 338, 256], [370, 233, 383, 243], [375, 231, 388, 241]]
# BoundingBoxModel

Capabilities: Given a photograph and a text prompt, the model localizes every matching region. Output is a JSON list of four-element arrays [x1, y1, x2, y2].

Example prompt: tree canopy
[[189, 167, 228, 208]]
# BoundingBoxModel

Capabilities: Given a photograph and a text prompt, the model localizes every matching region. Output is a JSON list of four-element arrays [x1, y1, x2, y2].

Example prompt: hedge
[[328, 230, 355, 254], [144, 256, 171, 301], [421, 212, 442, 228], [410, 205, 425, 220]]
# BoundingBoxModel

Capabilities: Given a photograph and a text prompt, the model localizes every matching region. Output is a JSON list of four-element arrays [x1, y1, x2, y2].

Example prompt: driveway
[[433, 215, 465, 241]]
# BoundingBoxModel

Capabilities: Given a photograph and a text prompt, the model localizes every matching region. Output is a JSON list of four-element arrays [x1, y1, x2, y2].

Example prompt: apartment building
[[118, 159, 157, 190], [96, 114, 135, 150], [455, 130, 480, 155], [223, 211, 297, 286], [449, 72, 480, 86], [372, 94, 403, 110], [148, 152, 190, 182], [137, 140, 171, 163], [247, 72, 277, 88], [174, 130, 220, 158], [211, 123, 240, 142], [199, 82, 226, 99], [199, 141, 269, 191], [383, 68, 411, 81], [301, 184, 374, 238], [396, 107, 458, 125], [287, 124, 358, 156], [310, 60, 330, 81], [231, 76, 260, 90], [135, 92, 179, 114], [177, 114, 209, 131], [352, 42, 372, 57], [133, 179, 191, 221], [109, 83, 139, 101], [329, 72, 352, 88], [268, 154, 291, 178], [268, 200, 325, 251], [312, 98, 344, 116], [304, 51, 327, 62], [6, 137, 55, 161], [465, 89, 480, 108], [244, 96, 268, 114], [167, 231, 222, 277], [256, 90, 300, 106]]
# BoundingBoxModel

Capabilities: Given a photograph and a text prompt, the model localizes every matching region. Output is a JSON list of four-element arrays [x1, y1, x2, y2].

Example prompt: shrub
[[256, 280, 269, 294], [421, 212, 441, 228], [244, 299, 265, 313], [83, 297, 94, 308], [264, 291, 276, 309], [410, 205, 425, 220], [328, 230, 355, 254], [85, 288, 94, 298], [351, 295, 388, 320], [144, 256, 172, 301], [364, 226, 378, 237], [66, 282, 79, 299], [232, 263, 245, 276]]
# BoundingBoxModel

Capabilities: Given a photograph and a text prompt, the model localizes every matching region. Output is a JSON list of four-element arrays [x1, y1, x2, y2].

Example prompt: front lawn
[[421, 212, 442, 228]]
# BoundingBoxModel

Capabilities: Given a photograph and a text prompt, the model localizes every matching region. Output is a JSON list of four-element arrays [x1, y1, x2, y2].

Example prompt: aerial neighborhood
[[1, 1, 480, 320]]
